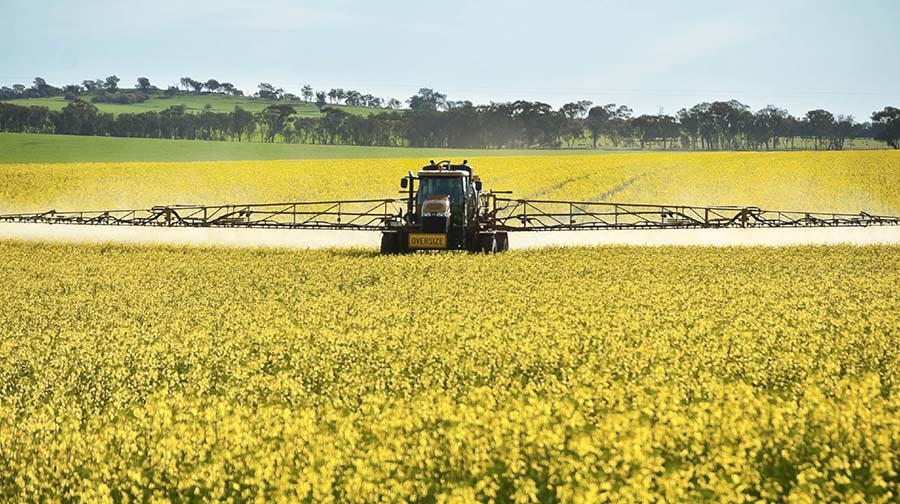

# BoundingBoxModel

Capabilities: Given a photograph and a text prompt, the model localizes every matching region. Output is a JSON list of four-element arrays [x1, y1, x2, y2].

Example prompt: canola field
[[1, 150, 899, 215], [2, 150, 900, 502], [2, 243, 900, 502]]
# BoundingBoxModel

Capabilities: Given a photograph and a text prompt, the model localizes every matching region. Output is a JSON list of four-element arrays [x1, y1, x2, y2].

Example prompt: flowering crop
[[1, 150, 899, 215], [2, 150, 900, 502], [1, 242, 899, 502]]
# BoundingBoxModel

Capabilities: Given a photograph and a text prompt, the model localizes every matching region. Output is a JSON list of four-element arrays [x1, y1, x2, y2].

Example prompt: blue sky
[[2, 0, 898, 119]]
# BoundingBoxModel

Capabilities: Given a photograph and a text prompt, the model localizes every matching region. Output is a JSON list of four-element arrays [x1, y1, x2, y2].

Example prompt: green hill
[[0, 133, 613, 163], [1, 91, 382, 117]]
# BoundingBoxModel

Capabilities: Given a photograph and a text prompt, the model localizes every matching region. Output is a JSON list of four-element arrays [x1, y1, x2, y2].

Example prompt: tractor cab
[[392, 160, 490, 252], [416, 161, 479, 234]]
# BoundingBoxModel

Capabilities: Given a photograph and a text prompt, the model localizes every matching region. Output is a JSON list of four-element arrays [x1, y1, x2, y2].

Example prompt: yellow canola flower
[[0, 242, 897, 501], [0, 150, 899, 214], [0, 150, 899, 501]]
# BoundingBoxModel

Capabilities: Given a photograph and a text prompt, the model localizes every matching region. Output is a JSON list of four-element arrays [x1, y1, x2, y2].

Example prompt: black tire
[[495, 232, 509, 252], [479, 233, 496, 254], [380, 233, 398, 254]]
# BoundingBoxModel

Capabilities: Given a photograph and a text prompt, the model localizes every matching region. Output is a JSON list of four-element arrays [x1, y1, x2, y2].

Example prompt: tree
[[657, 115, 680, 149], [560, 101, 592, 119], [301, 85, 313, 103], [21, 105, 53, 132], [805, 109, 835, 150], [0, 103, 30, 132], [5, 79, 895, 152], [407, 88, 447, 111], [687, 101, 750, 150], [104, 75, 120, 93], [58, 99, 100, 135], [258, 104, 296, 142], [32, 77, 56, 97], [676, 107, 700, 149], [631, 115, 654, 149], [872, 106, 900, 149], [586, 105, 612, 148], [749, 106, 789, 150], [230, 106, 255, 142], [159, 105, 189, 138], [510, 101, 559, 147], [444, 102, 480, 148], [630, 114, 679, 149], [712, 100, 751, 150], [62, 84, 83, 96], [257, 82, 281, 100], [344, 90, 362, 106], [315, 91, 327, 111], [220, 83, 243, 97], [178, 77, 203, 94], [136, 77, 152, 92], [832, 115, 855, 150], [559, 102, 591, 147], [602, 105, 632, 148]]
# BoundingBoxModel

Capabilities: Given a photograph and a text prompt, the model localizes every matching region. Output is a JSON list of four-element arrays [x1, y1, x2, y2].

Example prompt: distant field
[[1, 92, 378, 117], [0, 133, 616, 163], [1, 150, 898, 216]]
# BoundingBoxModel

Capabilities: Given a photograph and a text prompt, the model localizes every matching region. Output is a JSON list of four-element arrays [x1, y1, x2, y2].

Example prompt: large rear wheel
[[479, 233, 496, 254], [380, 232, 399, 254], [495, 232, 509, 252]]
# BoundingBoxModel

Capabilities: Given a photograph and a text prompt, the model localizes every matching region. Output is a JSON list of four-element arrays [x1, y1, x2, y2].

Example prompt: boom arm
[[0, 199, 406, 230], [485, 195, 900, 231], [2, 195, 898, 233]]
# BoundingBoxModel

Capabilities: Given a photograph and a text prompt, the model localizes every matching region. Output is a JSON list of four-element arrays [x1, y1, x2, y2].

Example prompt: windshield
[[417, 176, 464, 206]]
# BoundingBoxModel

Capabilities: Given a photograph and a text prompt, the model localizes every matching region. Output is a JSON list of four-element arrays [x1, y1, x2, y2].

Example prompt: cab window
[[418, 177, 463, 206]]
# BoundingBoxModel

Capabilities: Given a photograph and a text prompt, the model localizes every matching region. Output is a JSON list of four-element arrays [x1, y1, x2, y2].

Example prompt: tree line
[[0, 76, 400, 111], [1, 77, 898, 150]]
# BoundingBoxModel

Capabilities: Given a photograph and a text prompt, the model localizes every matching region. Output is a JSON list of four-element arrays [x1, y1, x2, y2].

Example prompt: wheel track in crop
[[591, 171, 650, 202]]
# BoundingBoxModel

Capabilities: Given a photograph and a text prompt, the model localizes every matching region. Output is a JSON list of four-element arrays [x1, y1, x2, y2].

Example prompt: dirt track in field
[[2, 223, 900, 250]]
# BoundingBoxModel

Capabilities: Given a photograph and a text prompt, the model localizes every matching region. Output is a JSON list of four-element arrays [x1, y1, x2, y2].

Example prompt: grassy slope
[[1, 92, 378, 116], [0, 131, 891, 164], [0, 133, 616, 163]]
